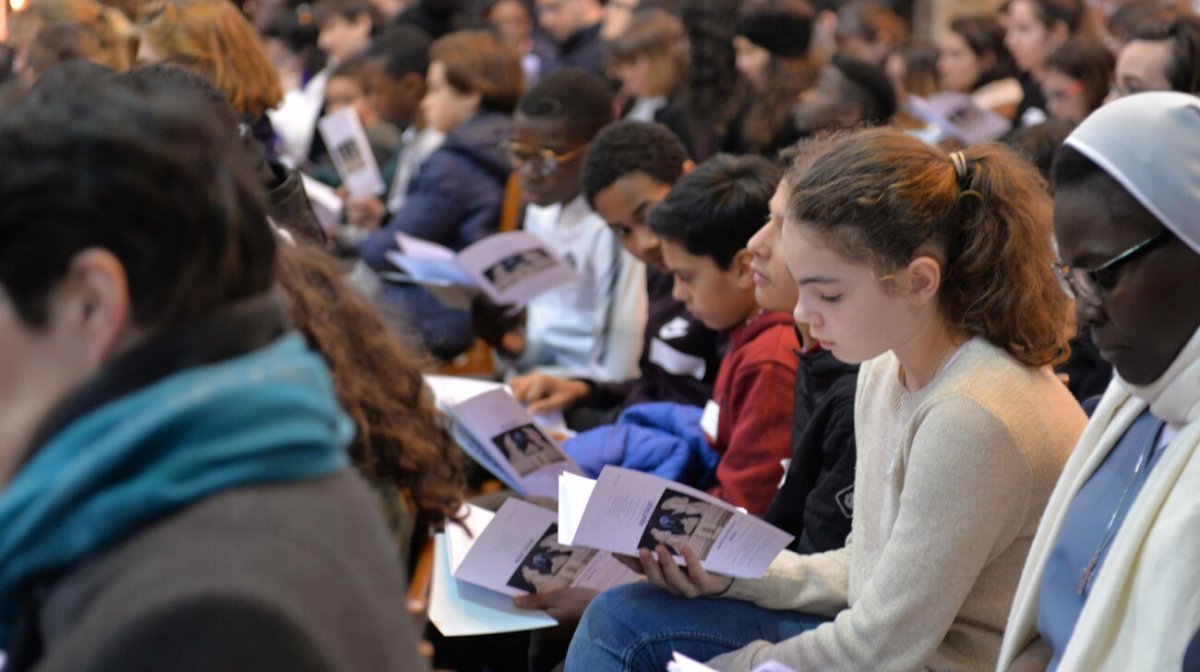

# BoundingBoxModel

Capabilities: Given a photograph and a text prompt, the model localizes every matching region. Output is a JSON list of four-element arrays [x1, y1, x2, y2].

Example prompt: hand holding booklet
[[384, 230, 579, 309], [559, 467, 793, 579]]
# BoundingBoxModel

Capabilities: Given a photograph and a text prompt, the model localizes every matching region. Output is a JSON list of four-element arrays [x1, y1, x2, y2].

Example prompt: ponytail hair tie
[[949, 151, 972, 190]]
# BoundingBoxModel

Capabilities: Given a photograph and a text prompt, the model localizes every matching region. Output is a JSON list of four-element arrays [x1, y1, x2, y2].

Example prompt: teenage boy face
[[512, 112, 588, 207], [591, 172, 671, 270], [661, 238, 755, 331], [748, 180, 800, 313], [363, 59, 423, 127]]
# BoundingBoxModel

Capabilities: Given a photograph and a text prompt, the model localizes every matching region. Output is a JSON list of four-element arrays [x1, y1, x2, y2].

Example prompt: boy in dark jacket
[[564, 154, 798, 516], [510, 120, 723, 429], [747, 143, 858, 554]]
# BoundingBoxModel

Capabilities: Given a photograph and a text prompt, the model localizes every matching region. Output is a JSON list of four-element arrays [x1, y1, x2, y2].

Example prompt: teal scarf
[[0, 334, 352, 646]]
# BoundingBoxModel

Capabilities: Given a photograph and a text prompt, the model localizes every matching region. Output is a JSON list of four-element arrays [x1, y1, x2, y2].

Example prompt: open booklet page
[[454, 499, 639, 598], [316, 106, 385, 198], [559, 466, 793, 579], [385, 230, 579, 307], [668, 652, 797, 672], [433, 381, 580, 499], [429, 505, 558, 637]]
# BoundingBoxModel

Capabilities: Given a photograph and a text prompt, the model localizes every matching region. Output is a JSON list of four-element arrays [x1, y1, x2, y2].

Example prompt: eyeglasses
[[500, 140, 588, 178], [1054, 231, 1170, 306]]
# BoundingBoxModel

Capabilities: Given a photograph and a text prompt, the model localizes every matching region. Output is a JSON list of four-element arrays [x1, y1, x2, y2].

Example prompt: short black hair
[[365, 24, 433, 80], [831, 52, 896, 126], [313, 0, 383, 31], [648, 154, 779, 269], [581, 121, 690, 208], [517, 67, 614, 143], [0, 81, 275, 328]]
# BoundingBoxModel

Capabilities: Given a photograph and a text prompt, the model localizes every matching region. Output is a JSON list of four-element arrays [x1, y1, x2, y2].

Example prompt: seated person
[[750, 140, 858, 555], [360, 29, 523, 361], [310, 56, 402, 188], [567, 129, 1085, 672], [496, 68, 648, 382], [564, 154, 797, 516], [510, 120, 723, 429], [0, 78, 420, 670], [998, 92, 1200, 672]]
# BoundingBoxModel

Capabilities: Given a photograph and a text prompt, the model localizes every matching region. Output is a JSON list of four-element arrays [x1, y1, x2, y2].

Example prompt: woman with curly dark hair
[[276, 239, 467, 568]]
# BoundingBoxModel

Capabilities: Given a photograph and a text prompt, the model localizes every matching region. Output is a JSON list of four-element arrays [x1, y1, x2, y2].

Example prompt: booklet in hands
[[454, 499, 638, 598], [558, 467, 793, 580], [384, 230, 579, 309], [433, 380, 582, 499]]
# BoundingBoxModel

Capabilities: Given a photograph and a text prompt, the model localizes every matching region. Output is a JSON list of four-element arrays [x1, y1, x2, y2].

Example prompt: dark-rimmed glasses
[[1054, 231, 1170, 306], [500, 140, 588, 178]]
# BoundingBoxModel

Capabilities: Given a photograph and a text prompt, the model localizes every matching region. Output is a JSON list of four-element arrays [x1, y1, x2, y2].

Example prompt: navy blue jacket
[[360, 110, 513, 360]]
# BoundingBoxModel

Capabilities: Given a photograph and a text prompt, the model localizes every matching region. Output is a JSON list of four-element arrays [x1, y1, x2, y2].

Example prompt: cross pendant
[[1077, 558, 1097, 595]]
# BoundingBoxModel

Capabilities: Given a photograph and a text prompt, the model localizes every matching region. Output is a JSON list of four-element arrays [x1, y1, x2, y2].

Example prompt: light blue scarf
[[0, 334, 352, 646]]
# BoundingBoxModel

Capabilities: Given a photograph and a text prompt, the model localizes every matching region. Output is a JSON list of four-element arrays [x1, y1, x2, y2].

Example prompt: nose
[[793, 295, 822, 328], [1074, 296, 1105, 331], [671, 278, 687, 304], [635, 228, 661, 260]]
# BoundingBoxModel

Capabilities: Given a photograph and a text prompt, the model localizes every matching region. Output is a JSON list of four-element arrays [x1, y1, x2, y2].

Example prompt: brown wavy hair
[[275, 241, 466, 529], [429, 29, 524, 114], [787, 129, 1069, 367], [17, 0, 137, 71], [141, 0, 282, 118], [609, 9, 686, 97]]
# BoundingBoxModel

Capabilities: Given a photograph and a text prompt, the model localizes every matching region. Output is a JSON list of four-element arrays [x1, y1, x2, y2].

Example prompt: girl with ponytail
[[567, 130, 1087, 672]]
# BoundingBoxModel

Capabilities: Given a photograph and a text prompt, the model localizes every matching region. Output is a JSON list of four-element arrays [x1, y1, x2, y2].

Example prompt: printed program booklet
[[429, 504, 558, 637], [558, 467, 793, 579], [454, 498, 638, 598], [316, 106, 386, 198], [432, 380, 582, 499], [384, 230, 579, 309]]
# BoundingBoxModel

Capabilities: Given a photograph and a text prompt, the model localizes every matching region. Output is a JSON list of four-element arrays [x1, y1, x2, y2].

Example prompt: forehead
[[1118, 40, 1173, 77], [596, 172, 671, 212], [1053, 183, 1160, 257], [513, 112, 576, 147], [1008, 0, 1041, 25], [660, 237, 712, 270]]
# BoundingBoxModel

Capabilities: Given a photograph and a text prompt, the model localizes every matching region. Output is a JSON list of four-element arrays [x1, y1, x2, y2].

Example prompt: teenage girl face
[[938, 31, 988, 93], [616, 55, 654, 98], [421, 61, 480, 134], [782, 222, 925, 363], [1005, 0, 1065, 78], [1042, 68, 1090, 125], [747, 180, 800, 313]]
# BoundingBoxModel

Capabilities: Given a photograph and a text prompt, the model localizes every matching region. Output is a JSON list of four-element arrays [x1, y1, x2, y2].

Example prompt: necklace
[[1076, 417, 1164, 595]]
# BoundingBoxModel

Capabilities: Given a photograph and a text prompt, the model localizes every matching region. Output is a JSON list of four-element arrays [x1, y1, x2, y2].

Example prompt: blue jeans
[[564, 582, 831, 671]]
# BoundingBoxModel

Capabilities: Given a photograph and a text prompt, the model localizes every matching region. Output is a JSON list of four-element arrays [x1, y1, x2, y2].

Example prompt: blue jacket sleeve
[[360, 150, 467, 270], [563, 402, 717, 489]]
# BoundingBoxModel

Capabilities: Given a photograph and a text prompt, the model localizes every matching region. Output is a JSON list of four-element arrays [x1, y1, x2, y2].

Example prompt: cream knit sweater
[[707, 339, 1086, 672]]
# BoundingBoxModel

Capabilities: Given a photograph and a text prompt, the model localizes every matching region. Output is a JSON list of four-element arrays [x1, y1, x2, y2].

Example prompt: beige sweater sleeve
[[707, 397, 1035, 672], [723, 543, 852, 616]]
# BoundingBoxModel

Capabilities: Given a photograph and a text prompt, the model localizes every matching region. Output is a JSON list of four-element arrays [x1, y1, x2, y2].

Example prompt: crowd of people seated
[[1, 0, 1199, 670]]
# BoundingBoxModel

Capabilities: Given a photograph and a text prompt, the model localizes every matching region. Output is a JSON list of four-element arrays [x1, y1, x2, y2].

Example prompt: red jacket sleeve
[[709, 327, 798, 515]]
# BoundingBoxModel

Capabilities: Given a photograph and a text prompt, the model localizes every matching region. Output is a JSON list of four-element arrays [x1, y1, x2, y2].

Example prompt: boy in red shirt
[[564, 154, 797, 515]]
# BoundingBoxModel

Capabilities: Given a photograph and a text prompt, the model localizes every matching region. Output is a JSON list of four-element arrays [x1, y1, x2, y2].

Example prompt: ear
[[680, 159, 696, 175], [353, 13, 373, 36], [731, 248, 757, 290], [901, 255, 942, 307], [60, 248, 133, 366]]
